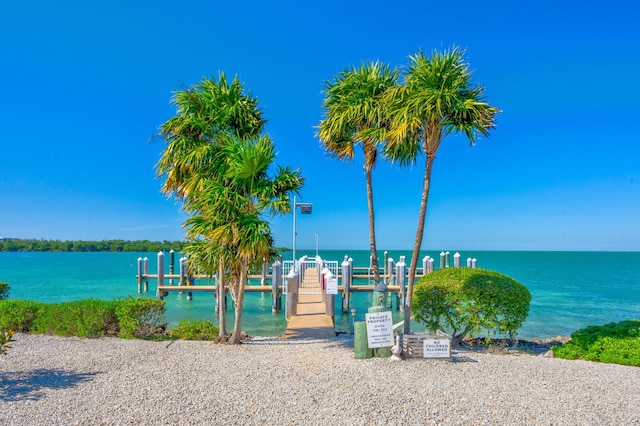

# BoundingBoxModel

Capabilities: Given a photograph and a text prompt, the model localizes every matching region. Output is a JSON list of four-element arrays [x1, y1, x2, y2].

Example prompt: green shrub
[[114, 297, 166, 339], [0, 298, 167, 339], [31, 300, 118, 337], [0, 300, 46, 332], [552, 320, 640, 366], [0, 329, 15, 355], [413, 268, 531, 346], [169, 319, 219, 341], [0, 281, 9, 300]]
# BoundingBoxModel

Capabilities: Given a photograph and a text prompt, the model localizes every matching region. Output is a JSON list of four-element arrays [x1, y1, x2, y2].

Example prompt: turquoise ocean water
[[1, 250, 638, 340]]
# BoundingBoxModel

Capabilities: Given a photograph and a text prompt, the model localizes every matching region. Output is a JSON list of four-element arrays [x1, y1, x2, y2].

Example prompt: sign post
[[365, 311, 394, 348], [325, 276, 338, 295], [422, 336, 451, 359]]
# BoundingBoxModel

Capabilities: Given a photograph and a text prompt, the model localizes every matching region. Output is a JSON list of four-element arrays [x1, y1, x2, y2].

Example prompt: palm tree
[[156, 72, 265, 201], [184, 136, 303, 343], [317, 61, 398, 286], [156, 74, 303, 343], [385, 47, 500, 334], [157, 73, 263, 337]]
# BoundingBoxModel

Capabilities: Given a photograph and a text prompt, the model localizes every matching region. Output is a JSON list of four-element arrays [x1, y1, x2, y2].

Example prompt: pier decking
[[283, 294, 335, 339], [284, 267, 336, 340]]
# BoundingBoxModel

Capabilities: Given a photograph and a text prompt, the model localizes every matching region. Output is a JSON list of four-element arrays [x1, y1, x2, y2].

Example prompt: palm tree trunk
[[403, 152, 436, 334], [217, 259, 227, 337], [229, 267, 246, 344], [365, 169, 381, 285]]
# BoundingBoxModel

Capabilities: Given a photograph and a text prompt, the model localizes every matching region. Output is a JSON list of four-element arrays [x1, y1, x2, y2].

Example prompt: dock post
[[467, 257, 472, 267], [471, 258, 477, 268], [454, 252, 460, 268], [285, 268, 299, 320], [383, 251, 388, 276], [137, 257, 143, 293], [396, 256, 406, 313], [422, 256, 429, 276], [187, 274, 193, 301], [322, 266, 335, 318], [261, 259, 268, 286], [179, 257, 187, 285], [428, 257, 435, 273], [341, 256, 351, 313], [169, 250, 175, 285], [439, 252, 446, 269], [299, 255, 307, 281], [156, 251, 165, 300], [445, 251, 450, 268], [315, 256, 322, 284], [386, 257, 396, 310], [143, 257, 149, 292], [272, 260, 282, 313]]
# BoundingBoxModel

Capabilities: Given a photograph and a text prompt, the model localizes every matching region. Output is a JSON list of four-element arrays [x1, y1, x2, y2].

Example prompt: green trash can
[[354, 321, 373, 359]]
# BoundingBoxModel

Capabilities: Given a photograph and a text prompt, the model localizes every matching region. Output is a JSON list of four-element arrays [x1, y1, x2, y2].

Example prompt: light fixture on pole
[[315, 233, 319, 257], [292, 195, 312, 262]]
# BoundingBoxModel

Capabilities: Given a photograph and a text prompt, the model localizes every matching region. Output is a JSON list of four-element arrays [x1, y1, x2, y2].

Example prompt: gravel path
[[1, 333, 639, 425]]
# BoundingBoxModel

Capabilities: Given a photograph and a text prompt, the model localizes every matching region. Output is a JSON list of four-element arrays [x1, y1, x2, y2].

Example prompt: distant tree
[[385, 47, 500, 334], [317, 61, 400, 286], [0, 239, 183, 252]]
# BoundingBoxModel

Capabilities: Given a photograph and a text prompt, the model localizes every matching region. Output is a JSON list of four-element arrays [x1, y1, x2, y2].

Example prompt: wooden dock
[[283, 267, 336, 340]]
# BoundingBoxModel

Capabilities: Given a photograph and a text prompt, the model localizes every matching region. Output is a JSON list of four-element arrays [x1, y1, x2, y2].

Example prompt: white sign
[[326, 277, 338, 295], [365, 311, 394, 348], [423, 337, 451, 359]]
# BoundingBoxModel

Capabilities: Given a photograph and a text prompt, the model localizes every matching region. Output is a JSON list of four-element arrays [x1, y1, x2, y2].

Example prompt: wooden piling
[[137, 257, 143, 293], [285, 273, 299, 319], [341, 256, 351, 313], [272, 260, 282, 313], [169, 250, 175, 285], [156, 251, 165, 299], [143, 257, 149, 292]]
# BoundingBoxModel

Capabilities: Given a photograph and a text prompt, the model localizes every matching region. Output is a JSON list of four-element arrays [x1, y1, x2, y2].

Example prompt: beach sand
[[1, 333, 639, 425]]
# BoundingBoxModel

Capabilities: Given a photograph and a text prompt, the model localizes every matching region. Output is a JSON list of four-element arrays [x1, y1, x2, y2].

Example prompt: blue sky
[[1, 1, 638, 251]]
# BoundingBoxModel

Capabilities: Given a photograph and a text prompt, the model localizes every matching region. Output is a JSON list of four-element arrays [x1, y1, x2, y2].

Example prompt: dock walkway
[[283, 267, 336, 340]]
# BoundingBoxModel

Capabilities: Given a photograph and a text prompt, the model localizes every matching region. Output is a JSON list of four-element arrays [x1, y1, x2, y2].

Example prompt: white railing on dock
[[281, 258, 339, 295]]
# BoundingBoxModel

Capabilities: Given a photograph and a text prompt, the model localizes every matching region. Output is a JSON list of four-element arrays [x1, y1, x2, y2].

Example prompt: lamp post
[[315, 233, 319, 257], [292, 195, 313, 262]]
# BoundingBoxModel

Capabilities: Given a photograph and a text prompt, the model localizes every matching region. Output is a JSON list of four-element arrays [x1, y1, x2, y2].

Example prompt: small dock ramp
[[284, 267, 336, 340]]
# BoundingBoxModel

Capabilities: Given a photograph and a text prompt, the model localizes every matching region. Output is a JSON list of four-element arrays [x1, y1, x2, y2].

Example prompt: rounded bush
[[169, 319, 219, 341], [413, 268, 531, 345]]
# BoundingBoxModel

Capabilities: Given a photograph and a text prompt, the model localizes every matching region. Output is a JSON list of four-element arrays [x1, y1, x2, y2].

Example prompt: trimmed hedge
[[0, 300, 45, 331], [413, 268, 531, 345], [31, 299, 118, 338], [0, 298, 166, 339]]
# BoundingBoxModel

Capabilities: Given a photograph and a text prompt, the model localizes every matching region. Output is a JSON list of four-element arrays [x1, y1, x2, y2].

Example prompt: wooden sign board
[[365, 311, 394, 348], [423, 337, 451, 359], [326, 277, 338, 295], [403, 334, 452, 360]]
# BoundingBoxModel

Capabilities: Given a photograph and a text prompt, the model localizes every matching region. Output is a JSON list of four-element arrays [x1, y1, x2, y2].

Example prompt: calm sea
[[1, 250, 638, 340]]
